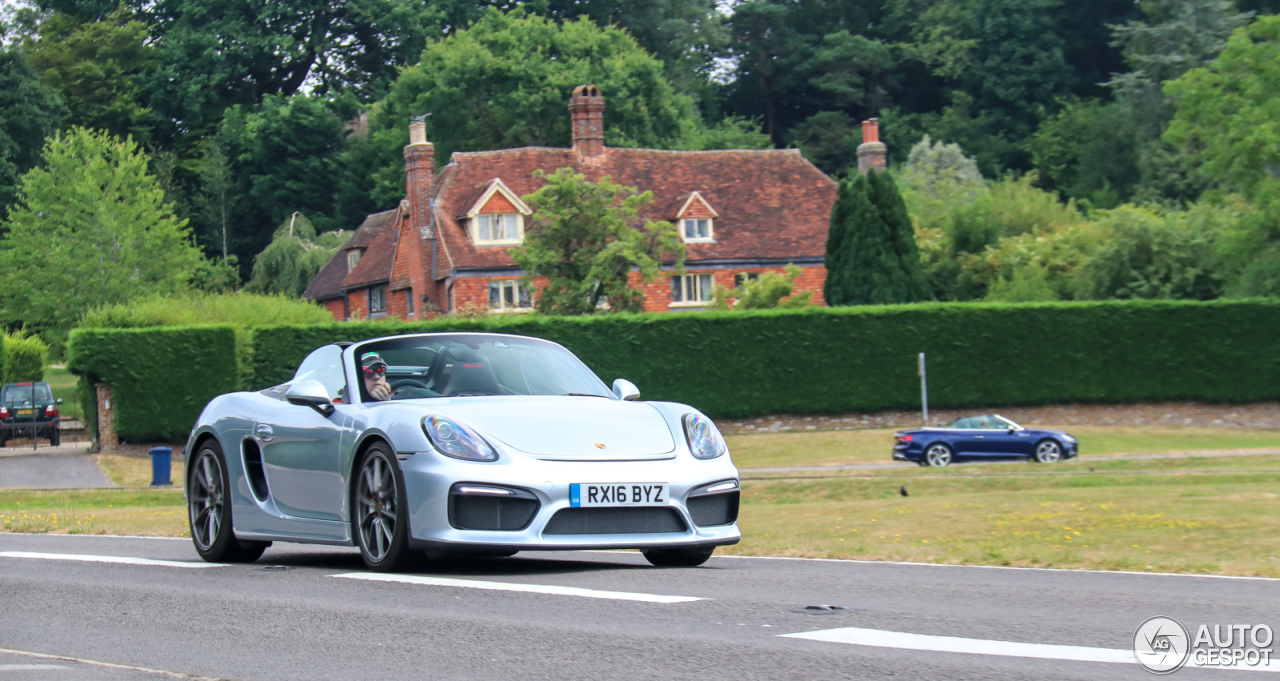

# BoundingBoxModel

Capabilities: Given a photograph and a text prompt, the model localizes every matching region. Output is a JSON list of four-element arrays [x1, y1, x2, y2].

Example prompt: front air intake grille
[[688, 491, 739, 527], [544, 507, 687, 535], [449, 495, 539, 531]]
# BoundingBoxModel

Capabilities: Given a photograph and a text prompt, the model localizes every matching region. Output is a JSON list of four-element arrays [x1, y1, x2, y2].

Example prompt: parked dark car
[[893, 414, 1077, 467], [0, 382, 62, 446]]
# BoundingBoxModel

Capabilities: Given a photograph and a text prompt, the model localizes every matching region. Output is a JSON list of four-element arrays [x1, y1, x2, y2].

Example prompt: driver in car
[[362, 352, 394, 401]]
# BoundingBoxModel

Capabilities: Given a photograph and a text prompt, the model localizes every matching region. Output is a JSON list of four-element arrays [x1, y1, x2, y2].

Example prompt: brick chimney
[[569, 85, 606, 161], [405, 115, 435, 237], [857, 118, 887, 173]]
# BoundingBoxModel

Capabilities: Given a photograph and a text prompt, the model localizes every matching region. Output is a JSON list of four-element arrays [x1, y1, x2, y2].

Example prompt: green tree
[[0, 45, 65, 220], [24, 9, 157, 143], [0, 127, 202, 348], [369, 8, 700, 206], [711, 264, 813, 310], [246, 213, 347, 297], [825, 171, 929, 305], [511, 168, 685, 315], [1107, 0, 1252, 202], [1070, 205, 1224, 300], [1165, 15, 1280, 295], [215, 94, 345, 268], [37, 0, 449, 141]]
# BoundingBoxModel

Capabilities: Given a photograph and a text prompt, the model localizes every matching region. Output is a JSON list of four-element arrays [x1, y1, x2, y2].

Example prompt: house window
[[734, 272, 759, 287], [405, 290, 415, 316], [671, 273, 713, 304], [488, 280, 531, 311], [347, 249, 362, 271], [369, 285, 386, 314], [473, 214, 522, 245], [682, 218, 712, 242]]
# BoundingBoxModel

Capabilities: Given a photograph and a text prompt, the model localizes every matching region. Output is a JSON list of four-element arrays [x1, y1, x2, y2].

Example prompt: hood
[[428, 396, 677, 460]]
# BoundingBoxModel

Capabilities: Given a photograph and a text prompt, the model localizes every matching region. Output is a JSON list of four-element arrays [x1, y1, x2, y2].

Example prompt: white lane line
[[0, 664, 71, 671], [0, 648, 218, 679], [332, 572, 704, 603], [781, 628, 1280, 672], [0, 551, 223, 568]]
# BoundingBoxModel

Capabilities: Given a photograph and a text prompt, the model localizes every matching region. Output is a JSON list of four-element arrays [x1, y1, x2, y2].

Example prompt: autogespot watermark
[[1133, 616, 1274, 674]]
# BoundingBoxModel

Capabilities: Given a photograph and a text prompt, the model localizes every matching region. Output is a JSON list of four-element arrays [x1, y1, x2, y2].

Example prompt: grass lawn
[[726, 425, 1280, 469], [43, 365, 82, 421], [1, 428, 1278, 577], [722, 454, 1280, 577]]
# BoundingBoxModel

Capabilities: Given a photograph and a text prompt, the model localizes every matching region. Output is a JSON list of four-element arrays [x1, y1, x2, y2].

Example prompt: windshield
[[353, 334, 612, 402], [1, 384, 51, 403]]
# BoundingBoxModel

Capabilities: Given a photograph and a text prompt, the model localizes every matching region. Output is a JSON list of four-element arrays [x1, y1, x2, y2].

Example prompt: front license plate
[[570, 483, 668, 507], [15, 409, 32, 417]]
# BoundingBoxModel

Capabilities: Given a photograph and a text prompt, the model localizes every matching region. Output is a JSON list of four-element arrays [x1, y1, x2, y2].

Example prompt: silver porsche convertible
[[183, 332, 741, 571]]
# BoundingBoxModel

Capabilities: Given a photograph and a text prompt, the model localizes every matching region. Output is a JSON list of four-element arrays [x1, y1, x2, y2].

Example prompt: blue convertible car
[[892, 414, 1078, 467]]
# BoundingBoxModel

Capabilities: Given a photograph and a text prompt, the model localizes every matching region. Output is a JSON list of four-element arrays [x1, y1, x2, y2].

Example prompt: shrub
[[2, 330, 48, 382]]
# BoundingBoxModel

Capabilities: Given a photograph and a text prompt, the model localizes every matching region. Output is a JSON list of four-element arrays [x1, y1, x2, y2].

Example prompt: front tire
[[642, 546, 715, 567], [924, 443, 954, 467], [354, 443, 413, 572], [188, 440, 267, 563], [1034, 440, 1063, 463]]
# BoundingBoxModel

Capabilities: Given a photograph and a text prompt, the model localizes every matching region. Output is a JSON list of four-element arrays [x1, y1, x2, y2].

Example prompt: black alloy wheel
[[354, 443, 413, 572], [188, 440, 268, 563]]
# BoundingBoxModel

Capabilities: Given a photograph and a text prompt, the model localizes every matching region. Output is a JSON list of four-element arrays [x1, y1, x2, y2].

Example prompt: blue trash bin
[[150, 447, 172, 486]]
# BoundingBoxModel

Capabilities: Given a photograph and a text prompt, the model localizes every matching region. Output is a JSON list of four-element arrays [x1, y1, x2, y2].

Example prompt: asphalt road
[[1, 534, 1277, 680]]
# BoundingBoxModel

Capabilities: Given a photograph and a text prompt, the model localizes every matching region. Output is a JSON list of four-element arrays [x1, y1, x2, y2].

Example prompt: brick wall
[[323, 298, 345, 320], [719, 401, 1280, 435], [95, 383, 117, 453]]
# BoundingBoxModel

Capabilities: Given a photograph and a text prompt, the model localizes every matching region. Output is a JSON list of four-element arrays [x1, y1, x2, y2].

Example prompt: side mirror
[[286, 379, 335, 417], [612, 378, 641, 401], [55, 398, 64, 404]]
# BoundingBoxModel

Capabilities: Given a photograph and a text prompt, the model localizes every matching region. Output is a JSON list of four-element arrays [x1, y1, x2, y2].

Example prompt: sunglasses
[[363, 365, 387, 378]]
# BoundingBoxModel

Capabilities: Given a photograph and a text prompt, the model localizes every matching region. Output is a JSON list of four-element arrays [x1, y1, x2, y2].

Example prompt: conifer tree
[[824, 170, 929, 305]]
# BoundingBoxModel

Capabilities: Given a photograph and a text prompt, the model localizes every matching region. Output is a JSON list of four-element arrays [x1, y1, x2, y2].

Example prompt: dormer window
[[683, 218, 712, 241], [465, 178, 532, 247], [347, 249, 362, 271], [675, 191, 718, 243], [473, 213, 523, 245]]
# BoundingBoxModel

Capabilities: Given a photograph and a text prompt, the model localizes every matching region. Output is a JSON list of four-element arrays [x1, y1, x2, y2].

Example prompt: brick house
[[303, 85, 876, 319]]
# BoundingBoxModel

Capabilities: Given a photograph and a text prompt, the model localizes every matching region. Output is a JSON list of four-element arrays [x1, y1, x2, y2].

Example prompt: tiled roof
[[340, 208, 400, 289], [433, 146, 836, 271], [301, 208, 397, 301]]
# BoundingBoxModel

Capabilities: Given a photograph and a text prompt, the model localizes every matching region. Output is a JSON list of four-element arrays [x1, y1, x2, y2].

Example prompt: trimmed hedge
[[67, 326, 240, 442], [249, 300, 1280, 418], [2, 332, 49, 383]]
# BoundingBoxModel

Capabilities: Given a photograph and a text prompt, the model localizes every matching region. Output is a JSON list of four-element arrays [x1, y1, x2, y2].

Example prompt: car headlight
[[422, 416, 498, 462], [683, 413, 727, 460]]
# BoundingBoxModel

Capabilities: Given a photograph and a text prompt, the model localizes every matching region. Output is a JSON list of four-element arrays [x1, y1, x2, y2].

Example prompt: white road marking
[[0, 648, 217, 679], [0, 664, 71, 671], [0, 551, 222, 568], [781, 627, 1280, 672], [332, 572, 704, 603]]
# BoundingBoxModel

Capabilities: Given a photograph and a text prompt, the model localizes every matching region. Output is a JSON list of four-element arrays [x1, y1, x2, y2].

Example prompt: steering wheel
[[390, 379, 430, 391]]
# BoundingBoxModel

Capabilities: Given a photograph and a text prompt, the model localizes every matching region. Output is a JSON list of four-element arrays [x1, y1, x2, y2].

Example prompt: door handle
[[255, 423, 274, 441]]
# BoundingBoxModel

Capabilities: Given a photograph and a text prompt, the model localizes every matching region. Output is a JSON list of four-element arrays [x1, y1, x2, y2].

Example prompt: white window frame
[[682, 218, 713, 243], [405, 289, 415, 317], [670, 273, 714, 306], [472, 213, 524, 246], [347, 249, 361, 271], [488, 279, 532, 312]]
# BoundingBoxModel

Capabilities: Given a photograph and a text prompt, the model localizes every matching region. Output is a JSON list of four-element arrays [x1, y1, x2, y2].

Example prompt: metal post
[[918, 352, 929, 427]]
